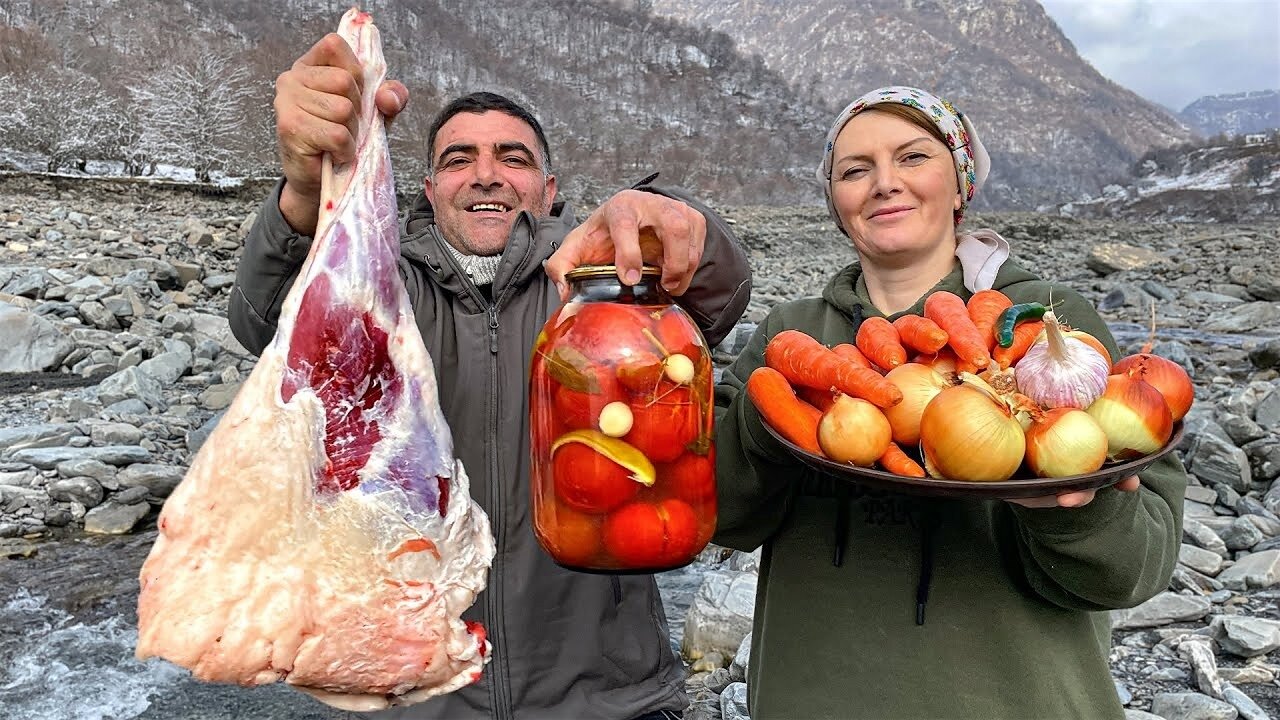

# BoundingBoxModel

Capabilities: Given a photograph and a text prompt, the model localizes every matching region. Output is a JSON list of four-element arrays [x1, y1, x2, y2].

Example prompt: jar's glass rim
[[564, 264, 662, 281]]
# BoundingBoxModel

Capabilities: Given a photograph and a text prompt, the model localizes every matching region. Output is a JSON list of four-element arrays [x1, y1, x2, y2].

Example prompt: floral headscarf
[[817, 86, 990, 230]]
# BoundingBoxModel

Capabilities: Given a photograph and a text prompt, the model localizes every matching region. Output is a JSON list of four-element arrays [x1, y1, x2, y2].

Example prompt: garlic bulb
[[1014, 311, 1110, 409]]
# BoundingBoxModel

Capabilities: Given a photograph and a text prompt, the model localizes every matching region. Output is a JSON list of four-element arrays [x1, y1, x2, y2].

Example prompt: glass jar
[[529, 265, 716, 573]]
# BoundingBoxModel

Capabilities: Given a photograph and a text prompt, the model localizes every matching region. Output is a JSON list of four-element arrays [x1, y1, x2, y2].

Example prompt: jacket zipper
[[425, 235, 512, 719]]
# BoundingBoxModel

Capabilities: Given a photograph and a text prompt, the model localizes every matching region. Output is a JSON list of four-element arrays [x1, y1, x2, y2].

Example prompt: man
[[228, 34, 751, 720]]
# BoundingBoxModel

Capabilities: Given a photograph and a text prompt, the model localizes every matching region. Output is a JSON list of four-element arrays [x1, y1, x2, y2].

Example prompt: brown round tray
[[761, 419, 1185, 499]]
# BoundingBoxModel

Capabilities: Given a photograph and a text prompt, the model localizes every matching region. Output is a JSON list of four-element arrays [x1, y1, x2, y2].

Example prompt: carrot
[[764, 330, 903, 408], [992, 319, 1045, 369], [795, 384, 837, 412], [832, 343, 873, 369], [924, 291, 991, 368], [855, 317, 907, 371], [746, 366, 824, 455], [892, 315, 948, 354], [966, 289, 1013, 351], [878, 441, 926, 478]]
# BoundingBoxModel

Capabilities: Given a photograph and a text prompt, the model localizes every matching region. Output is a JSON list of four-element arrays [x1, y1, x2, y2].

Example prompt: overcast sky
[[1039, 0, 1280, 111]]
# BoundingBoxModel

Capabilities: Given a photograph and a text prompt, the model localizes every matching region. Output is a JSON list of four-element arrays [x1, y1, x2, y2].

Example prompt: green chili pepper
[[996, 302, 1048, 348]]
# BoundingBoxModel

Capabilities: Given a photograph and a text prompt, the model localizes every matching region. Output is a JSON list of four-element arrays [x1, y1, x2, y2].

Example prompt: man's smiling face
[[423, 110, 557, 256]]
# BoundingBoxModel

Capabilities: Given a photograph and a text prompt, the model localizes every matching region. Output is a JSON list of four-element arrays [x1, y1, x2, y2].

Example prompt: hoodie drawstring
[[915, 503, 938, 626]]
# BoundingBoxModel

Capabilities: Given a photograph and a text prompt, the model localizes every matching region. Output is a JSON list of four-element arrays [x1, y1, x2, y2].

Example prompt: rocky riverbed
[[1, 174, 1279, 719]]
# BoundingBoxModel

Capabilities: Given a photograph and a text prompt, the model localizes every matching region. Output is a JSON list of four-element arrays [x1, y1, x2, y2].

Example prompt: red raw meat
[[135, 9, 495, 711]]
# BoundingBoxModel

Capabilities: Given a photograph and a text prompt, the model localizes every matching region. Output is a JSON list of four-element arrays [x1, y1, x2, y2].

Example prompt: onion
[[1024, 407, 1109, 478], [1086, 374, 1173, 460], [919, 378, 1025, 482], [882, 363, 951, 445], [1111, 353, 1194, 421], [818, 394, 892, 466]]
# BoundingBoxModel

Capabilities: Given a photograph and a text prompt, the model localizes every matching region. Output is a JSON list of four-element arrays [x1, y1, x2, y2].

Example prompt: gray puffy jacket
[[228, 178, 752, 719]]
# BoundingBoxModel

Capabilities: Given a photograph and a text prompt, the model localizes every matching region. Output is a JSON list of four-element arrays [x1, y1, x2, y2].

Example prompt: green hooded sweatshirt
[[713, 259, 1186, 720]]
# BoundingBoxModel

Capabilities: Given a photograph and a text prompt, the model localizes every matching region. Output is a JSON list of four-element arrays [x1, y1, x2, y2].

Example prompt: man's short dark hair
[[425, 92, 552, 174]]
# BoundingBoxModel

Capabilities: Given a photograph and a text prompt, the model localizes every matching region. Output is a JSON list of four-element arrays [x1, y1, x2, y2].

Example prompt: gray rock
[[1181, 544, 1225, 576], [116, 463, 185, 498], [88, 422, 143, 446], [77, 300, 120, 330], [1219, 414, 1268, 446], [1248, 339, 1280, 370], [1246, 273, 1280, 301], [1125, 711, 1166, 720], [96, 366, 166, 409], [1202, 302, 1280, 333], [720, 682, 749, 720], [111, 486, 151, 505], [1185, 517, 1231, 557], [1111, 592, 1213, 630], [46, 477, 104, 508], [1220, 684, 1270, 720], [136, 342, 193, 385], [1088, 243, 1167, 274], [1256, 388, 1280, 433], [199, 383, 239, 410], [6, 445, 151, 469], [82, 501, 149, 535], [729, 632, 751, 684], [186, 411, 224, 455], [1190, 433, 1252, 494], [0, 423, 79, 456], [1221, 517, 1265, 551], [54, 458, 117, 484], [1210, 616, 1280, 658], [1150, 692, 1239, 720], [0, 303, 75, 371], [1217, 550, 1280, 590], [682, 570, 757, 660]]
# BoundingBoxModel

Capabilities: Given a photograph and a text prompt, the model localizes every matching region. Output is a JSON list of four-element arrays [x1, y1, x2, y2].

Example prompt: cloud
[[1040, 0, 1280, 111]]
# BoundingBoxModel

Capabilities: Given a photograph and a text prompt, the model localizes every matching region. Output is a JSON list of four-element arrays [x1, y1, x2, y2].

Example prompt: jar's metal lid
[[564, 264, 662, 281]]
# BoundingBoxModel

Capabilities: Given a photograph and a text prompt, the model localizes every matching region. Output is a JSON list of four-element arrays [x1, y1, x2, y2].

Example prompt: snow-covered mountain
[[1059, 132, 1280, 223], [1180, 90, 1280, 138]]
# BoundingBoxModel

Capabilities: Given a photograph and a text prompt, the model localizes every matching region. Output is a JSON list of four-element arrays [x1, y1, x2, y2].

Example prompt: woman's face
[[830, 109, 962, 264]]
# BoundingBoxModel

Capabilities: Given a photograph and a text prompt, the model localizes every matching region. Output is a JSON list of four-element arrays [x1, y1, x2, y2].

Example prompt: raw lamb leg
[[135, 9, 495, 711]]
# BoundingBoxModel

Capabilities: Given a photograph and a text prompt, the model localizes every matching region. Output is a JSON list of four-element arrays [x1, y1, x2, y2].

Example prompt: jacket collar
[[398, 191, 576, 297]]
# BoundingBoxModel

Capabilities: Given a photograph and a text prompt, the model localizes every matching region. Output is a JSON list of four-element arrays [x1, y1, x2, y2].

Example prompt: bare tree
[[129, 51, 255, 182]]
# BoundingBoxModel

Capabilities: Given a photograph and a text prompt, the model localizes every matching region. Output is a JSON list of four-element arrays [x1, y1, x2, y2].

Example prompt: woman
[[713, 87, 1186, 719]]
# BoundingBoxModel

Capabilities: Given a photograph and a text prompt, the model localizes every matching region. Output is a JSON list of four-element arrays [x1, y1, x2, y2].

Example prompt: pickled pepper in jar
[[528, 265, 716, 572]]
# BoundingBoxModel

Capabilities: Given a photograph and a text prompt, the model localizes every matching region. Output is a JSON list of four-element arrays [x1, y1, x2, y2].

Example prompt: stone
[[1181, 544, 1225, 576], [1185, 518, 1230, 557], [1210, 616, 1280, 658], [111, 486, 151, 505], [1087, 243, 1167, 274], [116, 463, 185, 497], [46, 477, 104, 508], [720, 682, 749, 720], [1202, 302, 1280, 333], [82, 501, 150, 534], [1190, 433, 1252, 494], [730, 632, 751, 683], [1256, 388, 1280, 433], [1248, 339, 1280, 370], [199, 383, 239, 410], [6, 445, 151, 470], [1217, 550, 1280, 590], [0, 423, 80, 457], [0, 302, 75, 372], [54, 458, 117, 484], [1111, 592, 1212, 630], [88, 422, 143, 446], [1221, 517, 1265, 551], [96, 366, 166, 409], [682, 570, 757, 660], [1151, 692, 1239, 720]]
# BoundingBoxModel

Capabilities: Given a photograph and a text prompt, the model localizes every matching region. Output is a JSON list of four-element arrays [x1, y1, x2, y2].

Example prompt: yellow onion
[[818, 394, 892, 467], [1111, 353, 1194, 421], [919, 375, 1025, 482], [882, 363, 952, 445], [1024, 407, 1109, 478], [1086, 374, 1173, 461]]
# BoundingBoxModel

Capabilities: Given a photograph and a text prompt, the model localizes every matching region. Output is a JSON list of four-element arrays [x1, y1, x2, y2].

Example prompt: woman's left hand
[[1008, 475, 1141, 509]]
